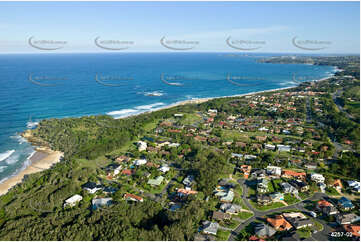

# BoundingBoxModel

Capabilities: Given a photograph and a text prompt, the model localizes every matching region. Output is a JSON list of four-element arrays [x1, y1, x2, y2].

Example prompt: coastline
[[0, 146, 63, 196], [137, 75, 334, 116], [118, 85, 306, 119], [0, 75, 333, 196]]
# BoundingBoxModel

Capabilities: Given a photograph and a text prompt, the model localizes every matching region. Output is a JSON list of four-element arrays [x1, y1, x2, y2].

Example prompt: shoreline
[[0, 147, 63, 196], [0, 74, 334, 196]]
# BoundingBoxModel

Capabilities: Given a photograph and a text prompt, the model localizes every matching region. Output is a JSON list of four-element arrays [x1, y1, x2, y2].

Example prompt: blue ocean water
[[0, 53, 336, 182]]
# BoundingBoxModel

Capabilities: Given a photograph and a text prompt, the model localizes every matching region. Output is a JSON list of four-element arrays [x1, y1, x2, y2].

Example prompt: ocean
[[0, 53, 336, 182]]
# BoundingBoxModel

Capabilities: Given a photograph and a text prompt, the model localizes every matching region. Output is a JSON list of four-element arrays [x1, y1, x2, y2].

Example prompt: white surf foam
[[5, 152, 20, 165], [0, 150, 15, 162], [10, 134, 27, 144], [0, 166, 7, 173], [135, 102, 165, 110], [107, 109, 138, 116], [27, 121, 39, 129]]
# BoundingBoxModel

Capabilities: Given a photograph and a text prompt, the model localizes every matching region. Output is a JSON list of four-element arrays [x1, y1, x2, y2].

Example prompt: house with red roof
[[124, 193, 143, 202]]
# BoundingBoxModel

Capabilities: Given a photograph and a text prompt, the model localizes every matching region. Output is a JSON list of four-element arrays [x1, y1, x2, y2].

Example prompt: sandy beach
[[0, 148, 63, 196], [139, 86, 298, 116]]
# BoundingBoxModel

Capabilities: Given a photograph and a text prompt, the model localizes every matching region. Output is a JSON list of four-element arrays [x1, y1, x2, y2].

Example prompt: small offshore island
[[0, 55, 359, 241]]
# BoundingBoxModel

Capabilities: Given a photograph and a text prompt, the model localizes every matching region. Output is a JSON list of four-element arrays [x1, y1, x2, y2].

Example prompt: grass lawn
[[272, 179, 283, 191], [250, 201, 285, 211], [179, 113, 202, 125], [268, 181, 275, 193], [221, 219, 240, 230], [284, 194, 300, 205], [233, 197, 249, 210], [326, 187, 340, 196], [237, 211, 254, 220], [216, 229, 231, 241], [299, 191, 313, 200], [313, 220, 323, 232], [247, 184, 257, 196], [296, 228, 311, 239]]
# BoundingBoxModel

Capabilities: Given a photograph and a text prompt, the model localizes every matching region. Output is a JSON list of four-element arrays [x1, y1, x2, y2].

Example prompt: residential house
[[282, 212, 307, 220], [289, 180, 309, 192], [317, 200, 338, 215], [177, 188, 198, 197], [336, 213, 360, 225], [332, 179, 343, 192], [82, 182, 103, 194], [283, 212, 314, 229], [137, 141, 147, 151], [121, 169, 133, 176], [310, 173, 325, 183], [147, 176, 164, 186], [63, 194, 82, 208], [124, 193, 144, 202], [183, 175, 194, 187], [220, 203, 242, 214], [249, 235, 265, 241], [252, 169, 266, 179], [265, 144, 276, 151], [240, 165, 252, 179], [116, 155, 130, 163], [254, 223, 277, 238], [267, 215, 293, 231], [231, 153, 244, 159], [257, 194, 272, 205], [92, 198, 113, 210], [266, 166, 282, 176], [133, 159, 147, 166], [212, 211, 231, 221], [304, 163, 317, 170], [257, 178, 269, 193], [286, 217, 314, 229], [338, 197, 355, 211], [202, 221, 219, 235], [159, 164, 170, 173], [103, 186, 118, 194], [282, 170, 306, 179], [318, 182, 326, 193], [347, 180, 360, 193], [342, 224, 360, 238], [245, 154, 257, 160], [280, 182, 298, 195], [277, 145, 291, 152], [220, 189, 234, 203], [270, 192, 284, 201]]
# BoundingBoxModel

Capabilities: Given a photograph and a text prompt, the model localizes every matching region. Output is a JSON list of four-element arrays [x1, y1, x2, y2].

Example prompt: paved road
[[332, 90, 354, 120], [228, 179, 331, 241]]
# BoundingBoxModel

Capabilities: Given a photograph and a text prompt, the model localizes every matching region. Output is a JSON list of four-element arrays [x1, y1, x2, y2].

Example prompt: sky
[[0, 1, 359, 54]]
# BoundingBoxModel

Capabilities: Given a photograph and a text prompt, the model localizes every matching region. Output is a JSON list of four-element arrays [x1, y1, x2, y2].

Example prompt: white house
[[92, 198, 113, 210], [277, 144, 291, 152], [245, 154, 257, 160], [168, 143, 180, 148], [208, 109, 218, 114], [133, 159, 147, 166], [311, 173, 325, 183], [159, 165, 170, 173], [265, 144, 276, 150], [266, 166, 282, 176], [137, 141, 147, 151], [64, 194, 83, 208]]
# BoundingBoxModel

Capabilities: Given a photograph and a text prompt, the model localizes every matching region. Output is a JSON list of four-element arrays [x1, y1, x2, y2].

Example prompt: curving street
[[228, 179, 334, 241]]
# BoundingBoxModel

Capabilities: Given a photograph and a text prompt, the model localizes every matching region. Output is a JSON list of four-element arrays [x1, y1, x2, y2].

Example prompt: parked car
[[309, 211, 317, 218]]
